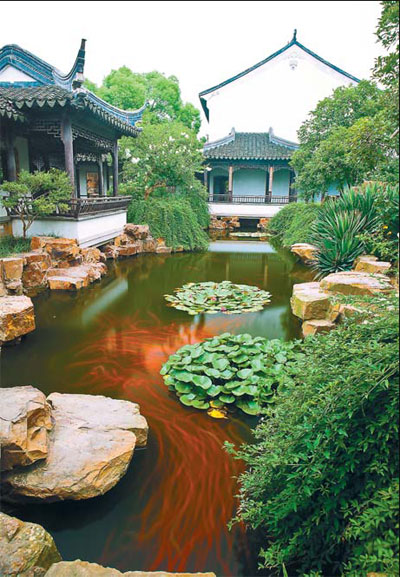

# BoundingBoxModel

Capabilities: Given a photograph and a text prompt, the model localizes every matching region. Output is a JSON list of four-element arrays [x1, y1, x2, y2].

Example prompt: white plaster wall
[[233, 169, 266, 197], [11, 211, 127, 247], [272, 170, 291, 197], [15, 137, 30, 172], [209, 203, 282, 218], [0, 65, 35, 82], [204, 45, 358, 141]]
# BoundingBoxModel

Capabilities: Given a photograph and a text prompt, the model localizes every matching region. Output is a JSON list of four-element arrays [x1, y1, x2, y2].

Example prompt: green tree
[[87, 68, 201, 133], [374, 1, 399, 95], [120, 121, 205, 198], [291, 81, 387, 200], [0, 170, 71, 238]]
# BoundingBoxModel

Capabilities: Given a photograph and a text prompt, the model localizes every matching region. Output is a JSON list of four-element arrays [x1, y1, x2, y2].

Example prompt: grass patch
[[0, 235, 31, 258]]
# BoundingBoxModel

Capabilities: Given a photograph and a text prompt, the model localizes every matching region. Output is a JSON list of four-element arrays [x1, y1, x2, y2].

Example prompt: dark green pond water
[[1, 239, 311, 576]]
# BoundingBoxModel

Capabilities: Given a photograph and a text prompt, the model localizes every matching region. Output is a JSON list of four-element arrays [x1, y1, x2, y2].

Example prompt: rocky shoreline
[[0, 225, 173, 346]]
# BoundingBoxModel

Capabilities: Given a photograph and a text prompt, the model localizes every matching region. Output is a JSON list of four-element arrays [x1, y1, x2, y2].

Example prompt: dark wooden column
[[112, 141, 119, 197], [75, 166, 81, 198], [203, 168, 209, 192], [97, 158, 104, 196], [289, 169, 296, 201], [106, 162, 110, 193], [61, 116, 75, 196], [6, 127, 17, 182]]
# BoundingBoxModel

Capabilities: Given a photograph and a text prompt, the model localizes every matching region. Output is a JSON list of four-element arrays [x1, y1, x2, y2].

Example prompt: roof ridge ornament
[[52, 38, 86, 90], [292, 29, 297, 42]]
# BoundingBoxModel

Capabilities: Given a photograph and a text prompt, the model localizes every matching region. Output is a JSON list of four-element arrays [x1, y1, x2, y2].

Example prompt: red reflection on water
[[70, 314, 252, 575]]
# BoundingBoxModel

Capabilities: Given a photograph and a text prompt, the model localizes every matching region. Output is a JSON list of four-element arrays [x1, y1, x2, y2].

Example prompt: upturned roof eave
[[0, 42, 145, 133]]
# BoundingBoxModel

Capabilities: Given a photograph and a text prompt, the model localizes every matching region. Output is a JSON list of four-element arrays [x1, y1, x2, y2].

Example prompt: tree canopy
[[87, 67, 201, 133], [291, 81, 396, 200], [292, 1, 399, 201], [120, 121, 204, 199]]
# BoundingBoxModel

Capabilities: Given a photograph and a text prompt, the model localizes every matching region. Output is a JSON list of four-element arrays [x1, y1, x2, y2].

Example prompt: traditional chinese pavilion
[[0, 40, 145, 246], [200, 31, 360, 219], [204, 128, 298, 206]]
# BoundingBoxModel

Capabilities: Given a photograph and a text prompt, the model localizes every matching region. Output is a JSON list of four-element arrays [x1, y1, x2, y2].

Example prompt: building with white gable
[[200, 31, 360, 143], [199, 32, 360, 219]]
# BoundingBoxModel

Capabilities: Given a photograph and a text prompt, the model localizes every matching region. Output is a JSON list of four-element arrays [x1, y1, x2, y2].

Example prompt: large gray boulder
[[0, 386, 52, 471], [45, 561, 215, 577], [0, 512, 61, 576], [3, 393, 148, 502]]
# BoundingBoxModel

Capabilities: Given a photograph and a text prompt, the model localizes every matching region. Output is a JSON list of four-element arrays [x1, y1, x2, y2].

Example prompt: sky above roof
[[2, 0, 384, 133]]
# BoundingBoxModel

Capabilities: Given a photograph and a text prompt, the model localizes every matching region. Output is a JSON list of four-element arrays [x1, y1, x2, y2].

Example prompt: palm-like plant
[[311, 187, 380, 277]]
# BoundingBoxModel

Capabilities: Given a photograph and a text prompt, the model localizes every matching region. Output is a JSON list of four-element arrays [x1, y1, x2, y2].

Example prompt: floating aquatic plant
[[164, 281, 271, 315], [161, 333, 300, 416]]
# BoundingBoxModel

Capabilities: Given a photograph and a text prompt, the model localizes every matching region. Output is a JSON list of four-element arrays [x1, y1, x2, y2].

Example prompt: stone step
[[320, 271, 393, 296], [302, 319, 336, 337], [290, 282, 331, 320]]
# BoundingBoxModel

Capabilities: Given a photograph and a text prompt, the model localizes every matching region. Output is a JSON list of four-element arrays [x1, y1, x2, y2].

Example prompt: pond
[[1, 239, 310, 576]]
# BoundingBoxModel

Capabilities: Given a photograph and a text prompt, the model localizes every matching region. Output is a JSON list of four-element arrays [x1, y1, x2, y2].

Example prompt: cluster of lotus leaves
[[161, 333, 299, 416], [165, 281, 272, 315]]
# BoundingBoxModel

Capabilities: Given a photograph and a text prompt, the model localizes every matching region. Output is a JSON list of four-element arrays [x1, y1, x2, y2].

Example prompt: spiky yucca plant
[[311, 187, 380, 277]]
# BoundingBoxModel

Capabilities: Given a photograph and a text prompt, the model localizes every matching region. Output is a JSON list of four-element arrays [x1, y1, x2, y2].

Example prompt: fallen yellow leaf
[[207, 408, 228, 420]]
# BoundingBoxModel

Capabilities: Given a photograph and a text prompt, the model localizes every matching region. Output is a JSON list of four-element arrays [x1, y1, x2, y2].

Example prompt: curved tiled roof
[[0, 94, 25, 122], [0, 41, 144, 135], [0, 86, 143, 136], [204, 130, 298, 161]]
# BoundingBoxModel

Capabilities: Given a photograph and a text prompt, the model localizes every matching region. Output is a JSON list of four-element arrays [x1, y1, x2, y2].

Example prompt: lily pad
[[160, 333, 299, 417], [164, 281, 271, 315]]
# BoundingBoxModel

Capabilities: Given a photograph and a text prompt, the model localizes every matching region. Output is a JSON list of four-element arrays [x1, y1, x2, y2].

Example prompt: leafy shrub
[[357, 182, 399, 262], [268, 203, 320, 247], [0, 170, 72, 238], [161, 333, 300, 415], [127, 196, 209, 251], [229, 294, 399, 576], [176, 181, 210, 229], [282, 204, 321, 247], [165, 281, 271, 315], [0, 235, 31, 257]]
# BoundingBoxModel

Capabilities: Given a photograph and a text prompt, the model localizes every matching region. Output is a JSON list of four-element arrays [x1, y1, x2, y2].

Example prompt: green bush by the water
[[127, 195, 209, 251], [229, 294, 399, 576], [268, 203, 320, 247], [0, 235, 31, 257]]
